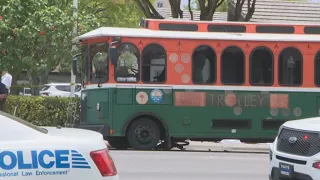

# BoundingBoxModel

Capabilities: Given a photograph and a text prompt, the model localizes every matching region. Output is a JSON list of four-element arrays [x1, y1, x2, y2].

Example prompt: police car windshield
[[0, 111, 48, 134]]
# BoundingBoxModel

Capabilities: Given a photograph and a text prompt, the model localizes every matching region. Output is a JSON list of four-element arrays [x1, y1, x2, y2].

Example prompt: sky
[[181, 0, 194, 8], [181, 0, 188, 6]]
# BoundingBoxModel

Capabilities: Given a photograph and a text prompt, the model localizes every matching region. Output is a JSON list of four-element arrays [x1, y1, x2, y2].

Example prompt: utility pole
[[70, 0, 78, 97]]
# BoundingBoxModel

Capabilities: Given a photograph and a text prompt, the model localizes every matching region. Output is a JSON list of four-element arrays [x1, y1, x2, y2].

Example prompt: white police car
[[0, 111, 119, 180], [269, 117, 320, 180]]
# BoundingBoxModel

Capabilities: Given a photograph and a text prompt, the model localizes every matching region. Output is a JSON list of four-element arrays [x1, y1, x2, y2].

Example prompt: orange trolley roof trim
[[142, 18, 320, 26], [140, 18, 320, 35], [72, 26, 320, 43]]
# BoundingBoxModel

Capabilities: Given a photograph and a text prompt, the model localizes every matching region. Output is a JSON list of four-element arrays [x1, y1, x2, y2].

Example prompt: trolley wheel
[[127, 118, 160, 150]]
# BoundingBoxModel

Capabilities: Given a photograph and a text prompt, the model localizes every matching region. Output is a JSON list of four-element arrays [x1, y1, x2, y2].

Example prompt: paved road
[[109, 150, 270, 180]]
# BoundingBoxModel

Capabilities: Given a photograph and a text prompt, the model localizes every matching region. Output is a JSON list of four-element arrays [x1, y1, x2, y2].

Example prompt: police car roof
[[0, 111, 46, 141], [72, 27, 320, 43], [282, 117, 320, 132]]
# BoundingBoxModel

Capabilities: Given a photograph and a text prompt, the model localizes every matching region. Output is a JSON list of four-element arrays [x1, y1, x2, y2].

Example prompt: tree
[[134, 0, 164, 19], [169, 0, 183, 18], [0, 0, 32, 93], [80, 0, 144, 28], [228, 0, 256, 21], [196, 0, 226, 20], [136, 0, 256, 21], [0, 0, 100, 95], [136, 0, 226, 21]]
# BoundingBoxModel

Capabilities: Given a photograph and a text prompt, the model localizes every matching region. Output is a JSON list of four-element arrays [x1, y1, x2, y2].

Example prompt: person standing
[[0, 81, 8, 111], [1, 70, 12, 93]]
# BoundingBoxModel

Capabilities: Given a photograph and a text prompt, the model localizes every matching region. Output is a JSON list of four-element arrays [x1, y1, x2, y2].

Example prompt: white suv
[[39, 83, 81, 97], [269, 117, 320, 180]]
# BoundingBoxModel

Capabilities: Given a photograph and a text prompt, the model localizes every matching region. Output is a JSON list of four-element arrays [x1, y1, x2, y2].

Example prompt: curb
[[221, 146, 269, 153], [188, 141, 270, 152]]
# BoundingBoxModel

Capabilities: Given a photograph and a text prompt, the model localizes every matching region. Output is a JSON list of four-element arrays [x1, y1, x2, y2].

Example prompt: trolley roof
[[140, 18, 320, 34], [72, 27, 320, 43], [143, 18, 320, 26]]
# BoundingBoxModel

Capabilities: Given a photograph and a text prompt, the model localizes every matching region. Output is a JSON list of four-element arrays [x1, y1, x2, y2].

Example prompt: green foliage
[[0, 0, 100, 75], [216, 1, 228, 12], [4, 95, 80, 126], [0, 0, 143, 78], [80, 0, 143, 28], [118, 52, 138, 69]]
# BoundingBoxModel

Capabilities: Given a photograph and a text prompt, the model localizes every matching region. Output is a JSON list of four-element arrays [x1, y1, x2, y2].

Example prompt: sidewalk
[[106, 140, 271, 153]]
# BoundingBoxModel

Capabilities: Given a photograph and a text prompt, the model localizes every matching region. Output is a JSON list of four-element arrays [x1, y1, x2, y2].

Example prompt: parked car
[[39, 83, 81, 97], [0, 110, 119, 180], [19, 88, 32, 96], [269, 117, 320, 180]]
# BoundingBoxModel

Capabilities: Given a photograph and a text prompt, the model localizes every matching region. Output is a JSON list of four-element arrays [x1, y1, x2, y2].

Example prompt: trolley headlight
[[81, 91, 87, 101], [97, 103, 100, 111]]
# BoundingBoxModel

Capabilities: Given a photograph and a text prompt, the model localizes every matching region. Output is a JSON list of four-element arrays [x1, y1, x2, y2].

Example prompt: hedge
[[3, 95, 80, 126]]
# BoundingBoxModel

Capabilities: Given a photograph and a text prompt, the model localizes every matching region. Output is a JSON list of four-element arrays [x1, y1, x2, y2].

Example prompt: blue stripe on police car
[[0, 150, 91, 170], [71, 150, 90, 169]]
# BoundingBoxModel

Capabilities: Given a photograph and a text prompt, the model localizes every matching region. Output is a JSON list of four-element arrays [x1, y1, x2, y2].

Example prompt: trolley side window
[[81, 44, 89, 84], [89, 43, 109, 84], [278, 47, 303, 86], [221, 46, 245, 85], [314, 51, 320, 86], [192, 45, 216, 84], [141, 43, 166, 83], [115, 43, 140, 83], [249, 47, 274, 86]]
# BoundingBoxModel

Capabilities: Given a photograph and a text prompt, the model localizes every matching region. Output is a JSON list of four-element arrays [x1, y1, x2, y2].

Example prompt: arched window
[[221, 46, 245, 85], [249, 47, 274, 86], [278, 47, 303, 86], [192, 45, 216, 84], [314, 51, 320, 86], [115, 43, 139, 82], [89, 43, 108, 84], [141, 43, 166, 83]]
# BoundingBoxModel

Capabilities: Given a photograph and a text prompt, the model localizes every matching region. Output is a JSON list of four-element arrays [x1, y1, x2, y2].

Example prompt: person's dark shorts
[[0, 94, 8, 111]]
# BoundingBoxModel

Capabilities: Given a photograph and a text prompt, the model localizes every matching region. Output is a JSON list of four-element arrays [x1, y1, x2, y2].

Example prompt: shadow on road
[[108, 148, 268, 154]]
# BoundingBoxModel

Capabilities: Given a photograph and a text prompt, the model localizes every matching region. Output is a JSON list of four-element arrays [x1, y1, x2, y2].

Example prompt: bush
[[4, 95, 80, 126]]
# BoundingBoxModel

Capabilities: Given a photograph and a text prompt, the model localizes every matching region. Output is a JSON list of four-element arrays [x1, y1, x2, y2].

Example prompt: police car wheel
[[127, 118, 160, 150]]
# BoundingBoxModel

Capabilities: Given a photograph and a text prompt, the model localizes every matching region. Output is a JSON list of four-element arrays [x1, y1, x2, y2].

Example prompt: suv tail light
[[312, 162, 320, 169], [90, 148, 117, 176], [41, 92, 50, 96]]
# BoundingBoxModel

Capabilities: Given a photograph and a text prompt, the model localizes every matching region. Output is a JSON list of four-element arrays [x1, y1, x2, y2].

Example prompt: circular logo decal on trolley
[[225, 93, 237, 107], [150, 89, 163, 103], [136, 91, 148, 105]]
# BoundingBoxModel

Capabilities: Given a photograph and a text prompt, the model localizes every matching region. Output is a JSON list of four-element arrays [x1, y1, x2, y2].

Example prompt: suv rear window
[[41, 85, 50, 91], [75, 85, 81, 92], [56, 85, 71, 92]]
